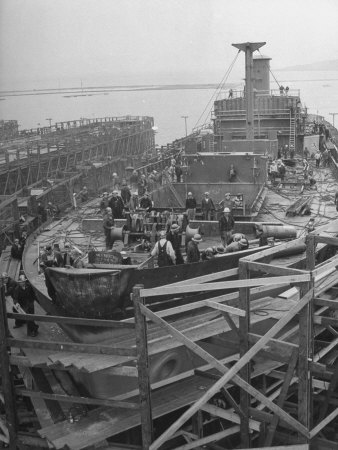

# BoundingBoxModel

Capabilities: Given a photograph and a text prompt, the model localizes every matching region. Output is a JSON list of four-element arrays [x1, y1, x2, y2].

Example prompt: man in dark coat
[[186, 233, 202, 263], [109, 191, 124, 219], [139, 192, 153, 212], [11, 238, 23, 259], [13, 274, 39, 337], [201, 192, 215, 221], [1, 272, 18, 297], [120, 181, 131, 207], [219, 207, 235, 246], [62, 243, 74, 267], [166, 223, 184, 265], [185, 192, 197, 222]]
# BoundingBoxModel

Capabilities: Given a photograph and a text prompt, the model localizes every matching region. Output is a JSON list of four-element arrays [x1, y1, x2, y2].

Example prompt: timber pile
[[285, 196, 312, 216]]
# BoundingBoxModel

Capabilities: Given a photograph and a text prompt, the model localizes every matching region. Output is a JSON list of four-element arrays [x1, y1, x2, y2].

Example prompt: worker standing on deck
[[185, 192, 197, 222], [63, 243, 74, 267], [139, 192, 153, 212], [201, 192, 215, 221], [219, 193, 234, 212], [186, 233, 202, 263], [103, 208, 114, 250], [100, 192, 110, 213], [11, 238, 23, 260], [303, 159, 309, 181], [13, 274, 39, 337], [166, 223, 184, 265], [315, 150, 321, 168], [151, 230, 176, 267], [219, 207, 235, 246], [138, 174, 147, 197], [1, 272, 18, 297], [120, 181, 131, 207], [109, 191, 124, 219]]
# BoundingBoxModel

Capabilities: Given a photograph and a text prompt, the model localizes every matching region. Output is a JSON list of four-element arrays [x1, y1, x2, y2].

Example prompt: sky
[[1, 0, 338, 90]]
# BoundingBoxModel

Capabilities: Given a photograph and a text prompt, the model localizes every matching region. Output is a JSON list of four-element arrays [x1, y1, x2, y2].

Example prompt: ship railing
[[270, 88, 300, 97], [214, 108, 294, 119]]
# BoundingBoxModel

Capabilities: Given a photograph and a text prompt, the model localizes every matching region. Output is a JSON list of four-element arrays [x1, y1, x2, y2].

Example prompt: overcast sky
[[1, 0, 338, 89]]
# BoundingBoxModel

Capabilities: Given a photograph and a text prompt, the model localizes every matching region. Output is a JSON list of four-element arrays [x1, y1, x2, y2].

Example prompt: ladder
[[289, 113, 296, 151]]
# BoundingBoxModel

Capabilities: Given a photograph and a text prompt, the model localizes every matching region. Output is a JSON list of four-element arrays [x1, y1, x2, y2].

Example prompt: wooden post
[[0, 286, 17, 449], [297, 236, 314, 442], [238, 260, 250, 448], [133, 285, 153, 449]]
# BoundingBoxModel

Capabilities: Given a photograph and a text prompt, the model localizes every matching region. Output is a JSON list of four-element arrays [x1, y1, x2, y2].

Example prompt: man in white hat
[[219, 207, 235, 246], [186, 233, 202, 263], [151, 230, 176, 267], [201, 192, 215, 221], [13, 274, 39, 337], [185, 192, 196, 222], [166, 223, 184, 264]]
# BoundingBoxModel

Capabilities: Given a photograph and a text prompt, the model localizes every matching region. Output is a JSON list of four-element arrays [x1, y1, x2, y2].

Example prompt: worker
[[63, 243, 74, 267], [166, 223, 184, 265], [225, 238, 248, 253], [19, 230, 28, 249], [13, 274, 39, 337], [229, 164, 237, 182], [269, 160, 278, 182], [219, 193, 234, 212], [151, 230, 176, 267], [139, 192, 153, 212], [53, 243, 64, 267], [120, 181, 131, 207], [315, 150, 321, 168], [219, 207, 235, 246], [185, 192, 197, 222], [109, 191, 124, 219], [277, 160, 286, 181], [186, 233, 202, 263], [77, 186, 89, 203], [201, 192, 215, 221], [103, 207, 114, 250], [201, 247, 215, 261], [303, 147, 310, 160], [46, 201, 60, 218], [303, 159, 309, 180], [1, 272, 18, 297], [100, 192, 110, 213], [112, 172, 120, 190], [138, 174, 147, 197], [72, 249, 85, 268], [37, 201, 47, 224], [11, 238, 23, 260]]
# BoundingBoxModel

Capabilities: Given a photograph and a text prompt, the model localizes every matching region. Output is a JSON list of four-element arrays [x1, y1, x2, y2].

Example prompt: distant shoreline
[[1, 76, 338, 97]]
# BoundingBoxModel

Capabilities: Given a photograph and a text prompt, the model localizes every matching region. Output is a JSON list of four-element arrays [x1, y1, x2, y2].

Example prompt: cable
[[193, 50, 240, 130]]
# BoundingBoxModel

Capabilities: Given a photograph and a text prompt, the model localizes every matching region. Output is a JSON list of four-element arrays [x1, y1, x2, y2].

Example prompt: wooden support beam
[[6, 312, 135, 328], [202, 300, 245, 317], [314, 235, 338, 246], [220, 312, 240, 338], [172, 426, 240, 450], [15, 389, 139, 409], [246, 261, 307, 277], [166, 267, 239, 287], [242, 237, 305, 262], [7, 338, 136, 357], [314, 298, 338, 309], [140, 275, 311, 298], [313, 316, 338, 327], [264, 348, 299, 446], [309, 407, 338, 439], [133, 286, 153, 449], [201, 404, 260, 431], [146, 289, 313, 449], [239, 261, 250, 448], [317, 361, 338, 422], [248, 333, 297, 360], [0, 285, 17, 448]]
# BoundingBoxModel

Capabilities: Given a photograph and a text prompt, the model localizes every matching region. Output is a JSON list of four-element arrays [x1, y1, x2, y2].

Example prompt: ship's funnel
[[253, 55, 271, 94]]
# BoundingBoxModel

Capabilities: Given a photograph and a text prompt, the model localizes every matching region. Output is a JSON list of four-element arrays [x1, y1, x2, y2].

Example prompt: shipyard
[[2, 1, 338, 450]]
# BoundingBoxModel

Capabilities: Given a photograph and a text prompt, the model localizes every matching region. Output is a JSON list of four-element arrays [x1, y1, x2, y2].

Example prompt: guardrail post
[[133, 285, 153, 449], [0, 285, 17, 449]]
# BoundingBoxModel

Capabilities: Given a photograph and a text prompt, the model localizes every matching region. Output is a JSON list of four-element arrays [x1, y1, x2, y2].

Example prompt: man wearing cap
[[166, 223, 184, 265], [139, 192, 153, 212], [185, 192, 197, 222], [219, 208, 235, 246], [109, 191, 124, 219], [225, 238, 248, 253], [219, 193, 234, 212], [63, 243, 74, 267], [13, 274, 39, 337], [186, 233, 202, 263], [151, 230, 176, 267], [100, 192, 110, 213], [120, 181, 131, 207], [1, 272, 18, 298], [201, 192, 215, 221], [103, 208, 114, 250], [11, 238, 23, 260]]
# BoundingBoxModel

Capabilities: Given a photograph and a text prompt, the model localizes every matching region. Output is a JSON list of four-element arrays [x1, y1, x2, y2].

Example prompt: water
[[1, 70, 338, 145]]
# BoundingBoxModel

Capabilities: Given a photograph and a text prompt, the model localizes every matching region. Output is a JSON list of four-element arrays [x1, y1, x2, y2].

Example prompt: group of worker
[[185, 191, 242, 221], [269, 159, 286, 182], [39, 242, 84, 270], [150, 207, 248, 267]]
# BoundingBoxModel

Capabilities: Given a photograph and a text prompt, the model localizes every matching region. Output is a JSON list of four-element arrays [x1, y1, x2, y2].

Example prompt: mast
[[232, 42, 266, 140]]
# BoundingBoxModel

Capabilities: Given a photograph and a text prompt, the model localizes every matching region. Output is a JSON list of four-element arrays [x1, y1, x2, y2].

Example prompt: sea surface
[[1, 70, 338, 145]]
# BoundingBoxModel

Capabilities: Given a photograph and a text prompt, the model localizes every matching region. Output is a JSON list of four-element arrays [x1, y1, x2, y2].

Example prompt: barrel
[[258, 224, 297, 239]]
